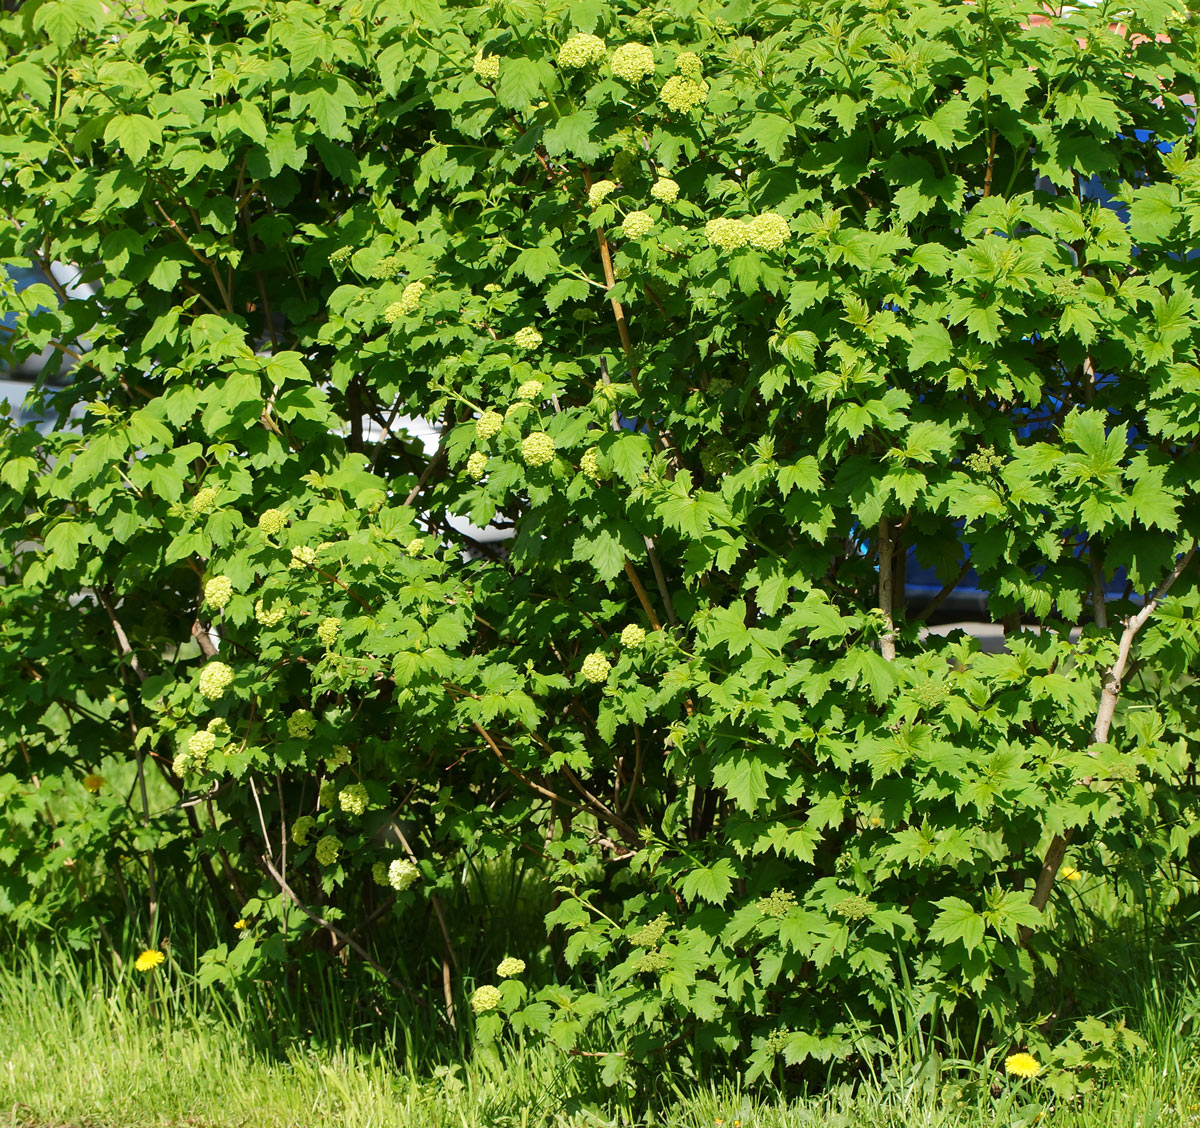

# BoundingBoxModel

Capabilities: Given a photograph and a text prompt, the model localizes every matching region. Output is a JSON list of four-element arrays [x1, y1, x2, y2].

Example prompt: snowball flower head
[[747, 212, 791, 251], [315, 834, 341, 866], [660, 74, 708, 112], [513, 326, 543, 351], [135, 949, 165, 972], [291, 815, 316, 847], [471, 985, 502, 1012], [383, 301, 405, 325], [256, 599, 288, 627], [339, 783, 369, 816], [288, 709, 316, 740], [620, 624, 646, 648], [317, 617, 341, 648], [516, 379, 544, 401], [397, 281, 425, 315], [290, 545, 317, 569], [204, 575, 233, 609], [192, 486, 218, 514], [388, 858, 420, 891], [258, 508, 287, 535], [1004, 1052, 1041, 1079], [467, 451, 490, 480], [622, 211, 654, 239], [588, 179, 616, 207], [580, 652, 611, 683], [187, 730, 215, 761], [496, 956, 526, 978], [198, 661, 234, 700], [476, 411, 503, 442], [611, 42, 655, 82], [473, 53, 499, 80], [580, 447, 602, 481], [706, 217, 751, 251], [522, 432, 556, 467], [372, 861, 389, 886], [558, 33, 606, 69], [207, 718, 230, 736], [650, 178, 679, 204], [675, 51, 702, 76], [406, 537, 425, 557]]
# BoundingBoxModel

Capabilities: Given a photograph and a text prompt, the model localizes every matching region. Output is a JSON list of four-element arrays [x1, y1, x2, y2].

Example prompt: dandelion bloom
[[1005, 1052, 1041, 1079], [234, 919, 248, 930], [135, 949, 165, 972], [1060, 865, 1082, 881], [82, 773, 105, 793]]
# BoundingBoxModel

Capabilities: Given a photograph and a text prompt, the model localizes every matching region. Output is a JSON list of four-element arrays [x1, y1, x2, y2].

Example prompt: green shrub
[[2, 0, 1200, 1086]]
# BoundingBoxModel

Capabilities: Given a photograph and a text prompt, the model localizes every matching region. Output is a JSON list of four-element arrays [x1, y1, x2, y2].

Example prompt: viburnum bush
[[3, 0, 1200, 1087]]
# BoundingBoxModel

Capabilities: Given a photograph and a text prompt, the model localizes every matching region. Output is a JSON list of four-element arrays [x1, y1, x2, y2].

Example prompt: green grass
[[3, 944, 1200, 1128]]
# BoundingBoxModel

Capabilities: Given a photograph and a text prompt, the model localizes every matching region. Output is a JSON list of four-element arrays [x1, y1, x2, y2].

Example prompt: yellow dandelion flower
[[1005, 1052, 1041, 1079], [1060, 865, 1082, 881], [82, 773, 105, 793], [234, 919, 248, 930], [135, 949, 165, 972]]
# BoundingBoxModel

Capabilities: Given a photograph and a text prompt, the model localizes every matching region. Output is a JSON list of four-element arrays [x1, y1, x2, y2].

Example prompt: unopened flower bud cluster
[[557, 33, 606, 69], [198, 661, 234, 700], [705, 213, 791, 252], [610, 42, 654, 82], [204, 575, 233, 609]]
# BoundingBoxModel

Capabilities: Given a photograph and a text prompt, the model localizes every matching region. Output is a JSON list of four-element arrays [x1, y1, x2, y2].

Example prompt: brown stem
[[258, 854, 415, 999], [877, 517, 896, 661], [191, 619, 218, 658], [1021, 542, 1197, 941], [623, 557, 662, 632]]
